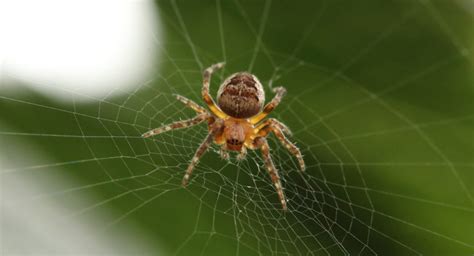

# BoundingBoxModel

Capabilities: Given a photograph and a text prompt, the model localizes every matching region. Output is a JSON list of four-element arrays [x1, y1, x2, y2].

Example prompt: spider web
[[1, 0, 474, 255]]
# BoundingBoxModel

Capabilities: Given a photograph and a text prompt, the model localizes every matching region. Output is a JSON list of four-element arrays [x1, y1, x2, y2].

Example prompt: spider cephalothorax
[[142, 63, 305, 210]]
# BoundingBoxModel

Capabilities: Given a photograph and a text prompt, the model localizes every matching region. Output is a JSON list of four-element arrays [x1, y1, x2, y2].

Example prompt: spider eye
[[227, 139, 242, 145]]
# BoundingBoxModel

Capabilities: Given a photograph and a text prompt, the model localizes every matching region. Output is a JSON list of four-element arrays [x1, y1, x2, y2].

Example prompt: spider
[[142, 62, 305, 210]]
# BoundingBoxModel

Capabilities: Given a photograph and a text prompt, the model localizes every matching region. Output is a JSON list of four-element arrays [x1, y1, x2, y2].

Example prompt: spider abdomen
[[217, 72, 265, 119]]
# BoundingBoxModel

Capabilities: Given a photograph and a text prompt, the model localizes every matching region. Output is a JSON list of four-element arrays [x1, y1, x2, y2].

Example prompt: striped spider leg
[[142, 94, 210, 138], [248, 118, 305, 211], [251, 136, 288, 211], [256, 118, 305, 172]]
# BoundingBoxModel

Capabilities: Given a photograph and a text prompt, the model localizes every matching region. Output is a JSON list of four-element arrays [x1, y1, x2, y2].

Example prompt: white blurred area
[[456, 0, 474, 14], [0, 0, 161, 101], [0, 0, 165, 253], [0, 131, 163, 255]]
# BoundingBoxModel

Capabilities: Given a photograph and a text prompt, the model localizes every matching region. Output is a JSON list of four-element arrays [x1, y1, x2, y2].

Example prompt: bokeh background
[[1, 0, 473, 255]]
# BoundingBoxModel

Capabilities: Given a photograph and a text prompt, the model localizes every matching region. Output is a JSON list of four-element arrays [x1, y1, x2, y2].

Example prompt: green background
[[1, 0, 473, 255]]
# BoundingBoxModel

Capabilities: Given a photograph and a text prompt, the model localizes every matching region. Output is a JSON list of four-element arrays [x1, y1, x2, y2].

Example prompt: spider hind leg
[[250, 87, 287, 124], [173, 94, 208, 114], [202, 62, 227, 119]]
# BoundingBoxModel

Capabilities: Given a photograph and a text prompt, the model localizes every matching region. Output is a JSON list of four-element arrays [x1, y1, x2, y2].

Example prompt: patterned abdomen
[[217, 72, 265, 119]]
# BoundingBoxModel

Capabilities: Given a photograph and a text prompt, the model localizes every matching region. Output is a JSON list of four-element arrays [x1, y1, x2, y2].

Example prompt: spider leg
[[257, 120, 305, 172], [142, 113, 208, 138], [236, 146, 247, 161], [255, 118, 292, 136], [173, 94, 208, 114], [202, 62, 228, 119], [255, 137, 287, 211], [250, 87, 287, 124], [182, 120, 224, 186]]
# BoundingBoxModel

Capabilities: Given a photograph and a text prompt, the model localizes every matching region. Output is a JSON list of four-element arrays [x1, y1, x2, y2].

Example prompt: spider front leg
[[182, 120, 224, 186], [254, 137, 287, 211], [142, 113, 208, 138], [202, 62, 228, 119], [250, 87, 287, 124], [257, 119, 305, 172]]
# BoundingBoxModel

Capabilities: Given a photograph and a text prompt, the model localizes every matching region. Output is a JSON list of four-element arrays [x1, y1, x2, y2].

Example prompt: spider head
[[217, 72, 265, 119], [223, 119, 248, 151], [226, 138, 244, 151]]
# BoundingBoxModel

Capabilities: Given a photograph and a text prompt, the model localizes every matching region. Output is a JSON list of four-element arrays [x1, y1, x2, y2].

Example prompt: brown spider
[[142, 63, 305, 210]]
